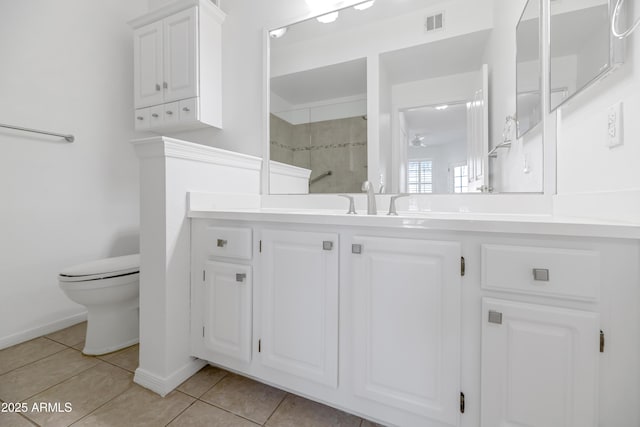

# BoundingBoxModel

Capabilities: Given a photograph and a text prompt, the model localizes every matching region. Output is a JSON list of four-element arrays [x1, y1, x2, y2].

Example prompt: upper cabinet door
[[351, 236, 462, 426], [133, 21, 164, 108], [163, 7, 198, 103], [481, 298, 600, 427], [259, 229, 339, 388]]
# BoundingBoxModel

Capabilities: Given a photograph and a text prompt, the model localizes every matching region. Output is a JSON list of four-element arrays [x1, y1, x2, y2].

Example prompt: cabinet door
[[133, 21, 163, 108], [195, 261, 252, 363], [259, 229, 339, 388], [351, 236, 461, 426], [163, 7, 198, 103], [481, 298, 599, 427]]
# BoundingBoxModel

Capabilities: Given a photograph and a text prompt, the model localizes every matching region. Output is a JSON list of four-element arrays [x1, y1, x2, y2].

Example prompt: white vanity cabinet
[[350, 236, 462, 426], [480, 243, 603, 427], [481, 299, 599, 427], [190, 222, 253, 367], [130, 0, 224, 132], [257, 229, 339, 389], [187, 213, 640, 427]]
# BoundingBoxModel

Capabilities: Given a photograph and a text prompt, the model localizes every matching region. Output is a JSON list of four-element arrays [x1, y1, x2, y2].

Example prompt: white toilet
[[58, 254, 140, 355]]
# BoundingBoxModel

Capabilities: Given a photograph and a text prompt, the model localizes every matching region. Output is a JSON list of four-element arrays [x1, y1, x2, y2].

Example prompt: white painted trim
[[188, 192, 261, 211], [134, 358, 207, 397], [131, 136, 262, 171], [269, 161, 312, 179], [0, 312, 87, 350], [129, 0, 225, 29]]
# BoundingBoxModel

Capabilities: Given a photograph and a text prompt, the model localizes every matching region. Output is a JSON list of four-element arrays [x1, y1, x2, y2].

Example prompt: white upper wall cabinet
[[130, 0, 224, 132]]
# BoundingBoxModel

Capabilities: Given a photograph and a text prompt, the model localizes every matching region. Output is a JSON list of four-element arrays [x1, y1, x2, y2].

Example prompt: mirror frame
[[548, 0, 624, 112], [516, 0, 542, 139]]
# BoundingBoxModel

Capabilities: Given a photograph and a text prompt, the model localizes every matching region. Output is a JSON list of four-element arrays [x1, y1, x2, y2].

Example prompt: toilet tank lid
[[60, 254, 140, 277]]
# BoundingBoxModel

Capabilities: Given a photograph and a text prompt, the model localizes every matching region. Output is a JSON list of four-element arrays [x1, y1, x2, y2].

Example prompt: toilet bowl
[[59, 254, 140, 355]]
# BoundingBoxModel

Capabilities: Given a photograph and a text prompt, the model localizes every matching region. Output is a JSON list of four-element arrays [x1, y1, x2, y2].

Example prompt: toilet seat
[[59, 254, 140, 282]]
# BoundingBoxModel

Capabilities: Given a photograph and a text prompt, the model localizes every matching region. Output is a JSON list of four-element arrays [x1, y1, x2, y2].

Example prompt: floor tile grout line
[[262, 391, 289, 426], [17, 359, 104, 412], [182, 370, 229, 399], [16, 411, 41, 427], [0, 342, 70, 378], [195, 397, 264, 425], [67, 381, 139, 427], [43, 335, 84, 349], [163, 393, 198, 427], [95, 355, 137, 374]]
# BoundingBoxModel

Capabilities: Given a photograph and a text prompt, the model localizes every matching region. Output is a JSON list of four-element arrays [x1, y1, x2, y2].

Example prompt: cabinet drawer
[[179, 97, 198, 122], [134, 108, 150, 130], [201, 226, 252, 260], [148, 105, 164, 127], [163, 101, 180, 125], [481, 244, 600, 301]]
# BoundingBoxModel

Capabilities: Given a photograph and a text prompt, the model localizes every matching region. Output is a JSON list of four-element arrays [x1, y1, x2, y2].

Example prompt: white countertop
[[188, 206, 640, 240]]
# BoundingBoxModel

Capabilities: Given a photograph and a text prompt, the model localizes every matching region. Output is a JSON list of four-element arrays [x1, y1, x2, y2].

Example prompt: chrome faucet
[[387, 194, 410, 215], [361, 181, 377, 215]]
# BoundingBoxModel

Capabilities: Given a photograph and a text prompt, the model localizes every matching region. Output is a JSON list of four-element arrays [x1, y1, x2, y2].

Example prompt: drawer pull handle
[[182, 107, 191, 112], [155, 83, 161, 91], [352, 244, 362, 254], [323, 241, 333, 251], [166, 110, 173, 115], [136, 116, 144, 121], [151, 113, 159, 118], [217, 239, 228, 248], [532, 268, 550, 282], [236, 273, 246, 282], [488, 310, 503, 325]]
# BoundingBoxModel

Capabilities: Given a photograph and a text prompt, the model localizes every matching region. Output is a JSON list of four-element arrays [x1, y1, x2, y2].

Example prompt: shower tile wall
[[270, 114, 367, 194]]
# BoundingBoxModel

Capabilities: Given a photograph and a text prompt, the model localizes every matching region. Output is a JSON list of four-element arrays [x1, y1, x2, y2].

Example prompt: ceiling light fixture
[[354, 0, 375, 10], [269, 27, 288, 38], [316, 11, 339, 23]]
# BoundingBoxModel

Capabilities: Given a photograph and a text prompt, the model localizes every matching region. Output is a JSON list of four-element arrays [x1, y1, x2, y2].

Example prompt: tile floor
[[0, 323, 384, 427]]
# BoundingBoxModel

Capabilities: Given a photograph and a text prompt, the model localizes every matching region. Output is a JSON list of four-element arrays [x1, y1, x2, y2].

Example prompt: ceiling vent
[[425, 12, 444, 33]]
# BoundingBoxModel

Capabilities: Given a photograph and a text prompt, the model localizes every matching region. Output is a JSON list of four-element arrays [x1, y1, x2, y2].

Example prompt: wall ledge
[[131, 136, 262, 171]]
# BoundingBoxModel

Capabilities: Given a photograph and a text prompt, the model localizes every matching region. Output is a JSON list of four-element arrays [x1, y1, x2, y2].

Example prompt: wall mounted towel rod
[[0, 122, 75, 142], [309, 170, 332, 185]]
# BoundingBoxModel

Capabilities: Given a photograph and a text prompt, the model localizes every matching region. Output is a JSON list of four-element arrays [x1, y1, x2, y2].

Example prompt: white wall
[[555, 6, 639, 195], [0, 0, 148, 348]]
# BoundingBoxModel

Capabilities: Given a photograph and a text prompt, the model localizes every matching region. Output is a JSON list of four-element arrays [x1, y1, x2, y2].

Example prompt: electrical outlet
[[607, 101, 624, 148]]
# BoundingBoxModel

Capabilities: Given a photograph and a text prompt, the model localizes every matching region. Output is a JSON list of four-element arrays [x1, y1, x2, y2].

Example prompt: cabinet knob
[[163, 82, 168, 89], [217, 239, 228, 248], [166, 110, 173, 115], [136, 116, 144, 121], [151, 113, 159, 118], [182, 107, 191, 112], [155, 83, 161, 91], [323, 241, 333, 251], [236, 273, 247, 282]]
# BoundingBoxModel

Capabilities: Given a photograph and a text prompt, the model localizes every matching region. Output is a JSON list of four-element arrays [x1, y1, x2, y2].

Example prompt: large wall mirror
[[550, 0, 623, 111], [268, 0, 545, 195]]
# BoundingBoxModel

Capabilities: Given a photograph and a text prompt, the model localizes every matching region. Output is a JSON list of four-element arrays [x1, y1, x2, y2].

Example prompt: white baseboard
[[0, 311, 88, 350], [134, 358, 207, 397]]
